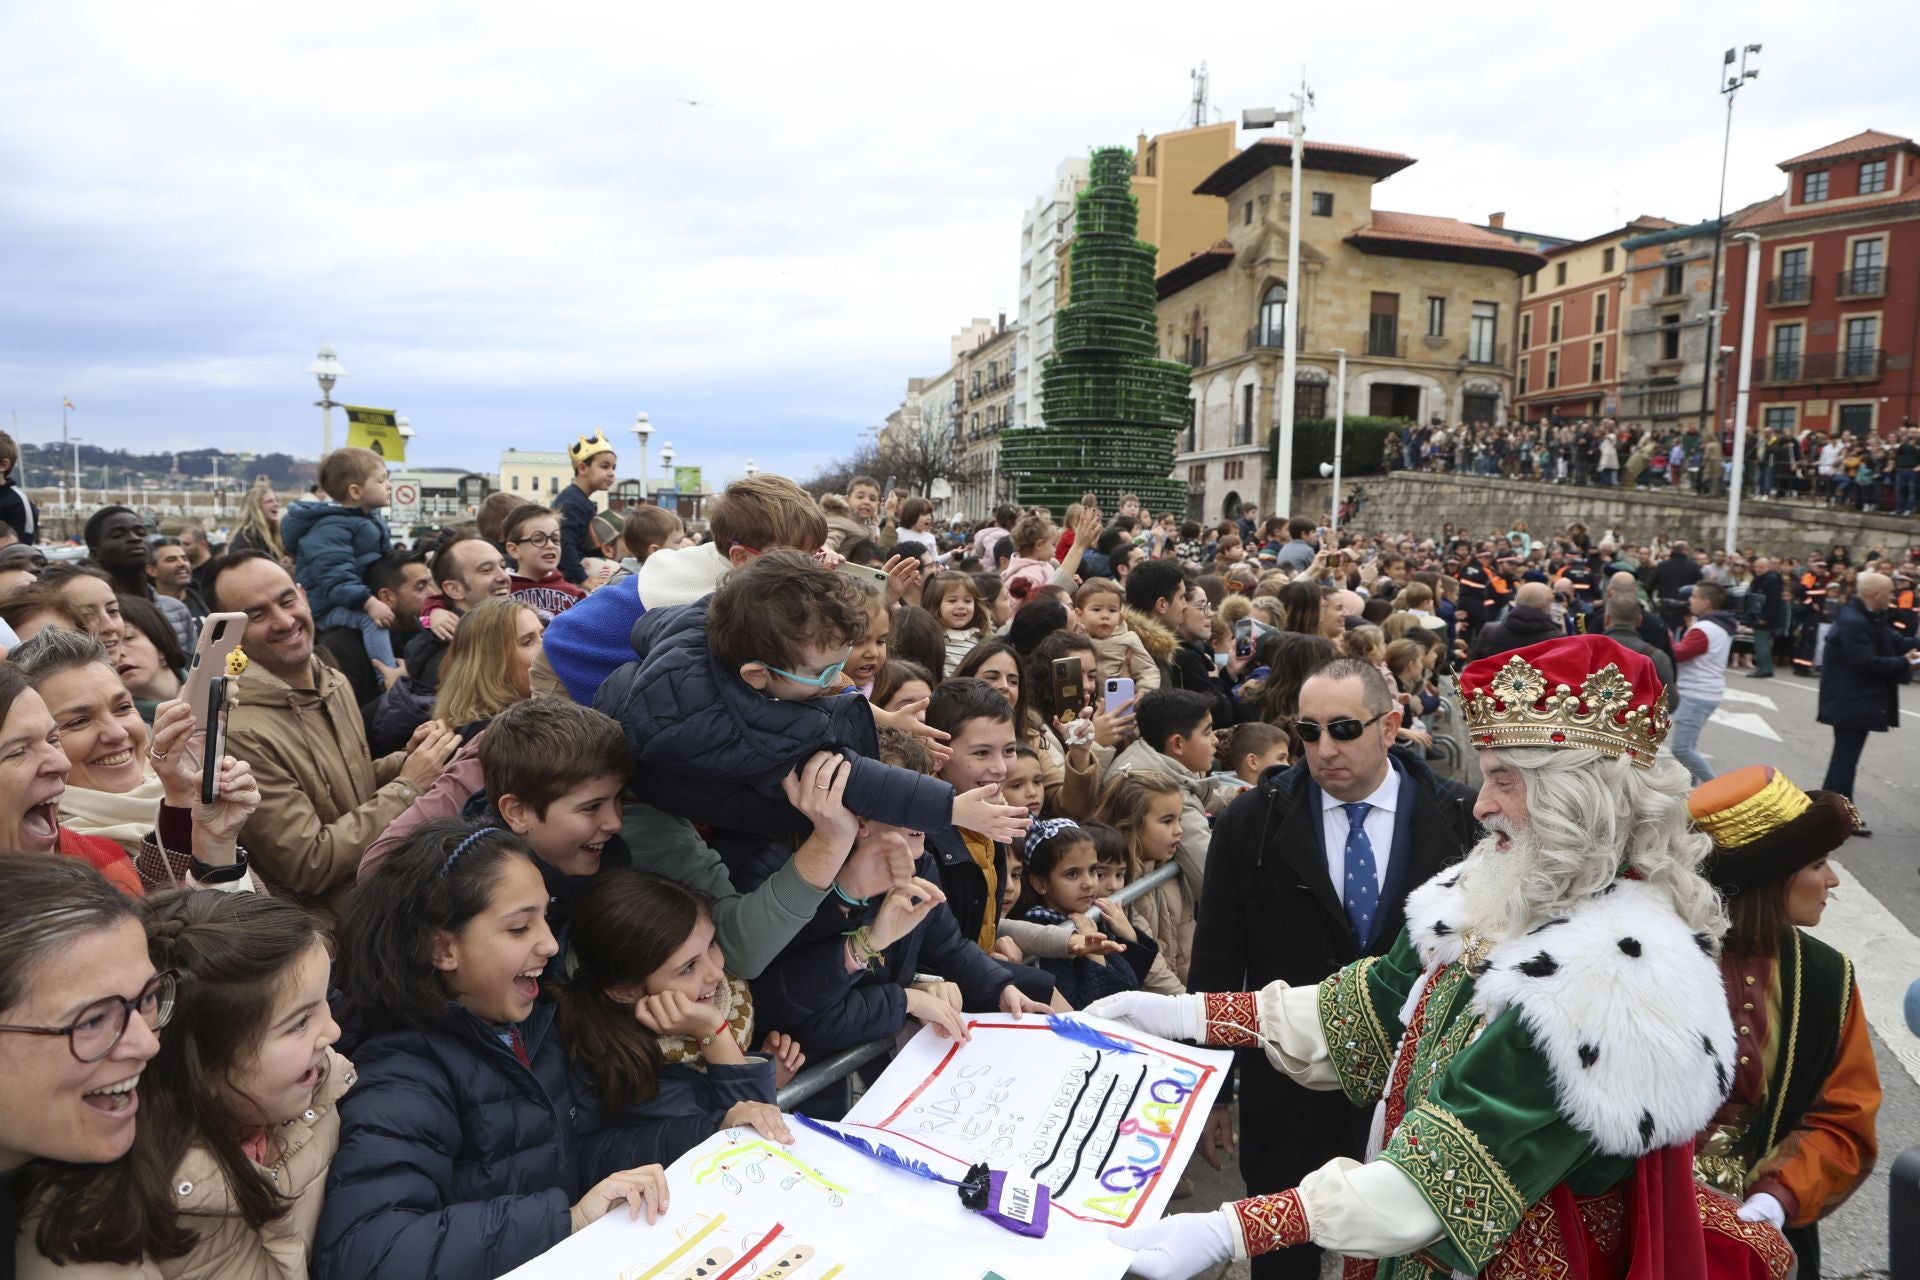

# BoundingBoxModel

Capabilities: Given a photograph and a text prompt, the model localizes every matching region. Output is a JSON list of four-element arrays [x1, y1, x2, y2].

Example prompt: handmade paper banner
[[503, 1121, 1129, 1280], [504, 1017, 1225, 1279], [845, 1014, 1231, 1233]]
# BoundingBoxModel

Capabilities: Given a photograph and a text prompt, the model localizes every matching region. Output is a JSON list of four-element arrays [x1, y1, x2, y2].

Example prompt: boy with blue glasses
[[598, 549, 1029, 848]]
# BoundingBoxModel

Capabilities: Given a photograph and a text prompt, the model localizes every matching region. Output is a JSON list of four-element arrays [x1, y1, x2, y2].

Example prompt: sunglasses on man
[[1295, 710, 1389, 743]]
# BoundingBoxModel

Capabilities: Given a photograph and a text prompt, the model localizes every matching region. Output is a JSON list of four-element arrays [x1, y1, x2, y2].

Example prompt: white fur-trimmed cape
[[1402, 869, 1735, 1159]]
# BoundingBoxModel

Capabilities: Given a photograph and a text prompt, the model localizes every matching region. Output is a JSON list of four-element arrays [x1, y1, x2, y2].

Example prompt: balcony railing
[[1754, 348, 1885, 383], [1836, 267, 1886, 299], [1766, 275, 1812, 305], [1365, 326, 1407, 359], [1463, 342, 1506, 366], [1245, 324, 1307, 354]]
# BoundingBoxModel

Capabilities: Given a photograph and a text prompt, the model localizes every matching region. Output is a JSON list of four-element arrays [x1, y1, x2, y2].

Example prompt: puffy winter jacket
[[542, 542, 732, 704], [280, 501, 391, 614], [729, 841, 1018, 1054], [313, 1001, 596, 1280], [595, 597, 955, 837], [1013, 907, 1154, 1009], [579, 1057, 775, 1174]]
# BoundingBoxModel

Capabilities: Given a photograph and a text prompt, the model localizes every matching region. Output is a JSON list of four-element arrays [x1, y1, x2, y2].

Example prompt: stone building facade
[[1618, 218, 1726, 432], [953, 317, 1019, 518], [1157, 138, 1544, 523]]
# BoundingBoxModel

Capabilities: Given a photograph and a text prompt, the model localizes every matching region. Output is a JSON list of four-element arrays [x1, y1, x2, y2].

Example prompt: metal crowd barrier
[[775, 859, 1184, 1108]]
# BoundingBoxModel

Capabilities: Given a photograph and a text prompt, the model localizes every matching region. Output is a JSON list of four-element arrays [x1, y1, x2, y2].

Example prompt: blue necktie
[[1342, 802, 1380, 946]]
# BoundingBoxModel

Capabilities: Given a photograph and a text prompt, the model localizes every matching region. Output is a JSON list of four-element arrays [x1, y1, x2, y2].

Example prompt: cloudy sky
[[2, 1, 1915, 488]]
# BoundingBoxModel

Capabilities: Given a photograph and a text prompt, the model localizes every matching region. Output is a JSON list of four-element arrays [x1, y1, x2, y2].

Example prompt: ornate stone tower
[[1001, 146, 1191, 514]]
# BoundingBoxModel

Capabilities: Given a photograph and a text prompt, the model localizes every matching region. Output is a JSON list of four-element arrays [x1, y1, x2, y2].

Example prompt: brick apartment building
[[1514, 217, 1677, 422], [1724, 129, 1920, 439]]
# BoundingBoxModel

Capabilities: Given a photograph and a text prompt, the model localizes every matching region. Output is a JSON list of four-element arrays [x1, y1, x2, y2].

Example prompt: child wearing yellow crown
[[555, 429, 618, 586]]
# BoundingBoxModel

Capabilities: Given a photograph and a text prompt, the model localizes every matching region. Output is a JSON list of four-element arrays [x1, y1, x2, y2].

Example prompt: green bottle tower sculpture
[[1001, 145, 1191, 514]]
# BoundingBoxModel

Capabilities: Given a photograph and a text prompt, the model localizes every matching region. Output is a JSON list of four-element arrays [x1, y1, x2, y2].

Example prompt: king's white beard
[[1452, 823, 1551, 943]]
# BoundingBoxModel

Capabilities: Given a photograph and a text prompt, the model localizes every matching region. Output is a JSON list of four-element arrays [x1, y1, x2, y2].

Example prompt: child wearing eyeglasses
[[502, 505, 588, 621], [600, 550, 1030, 847], [16, 890, 348, 1279]]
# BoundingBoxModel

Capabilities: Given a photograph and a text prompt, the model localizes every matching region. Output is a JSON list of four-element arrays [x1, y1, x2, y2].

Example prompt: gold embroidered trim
[[1382, 1103, 1529, 1271], [1693, 770, 1813, 847], [1318, 957, 1393, 1106]]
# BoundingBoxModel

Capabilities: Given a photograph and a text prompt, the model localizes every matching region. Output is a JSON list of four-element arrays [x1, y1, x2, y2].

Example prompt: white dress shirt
[[1319, 762, 1402, 903]]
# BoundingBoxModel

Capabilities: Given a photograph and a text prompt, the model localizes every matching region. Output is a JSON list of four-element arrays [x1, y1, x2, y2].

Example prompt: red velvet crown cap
[[1458, 634, 1672, 766]]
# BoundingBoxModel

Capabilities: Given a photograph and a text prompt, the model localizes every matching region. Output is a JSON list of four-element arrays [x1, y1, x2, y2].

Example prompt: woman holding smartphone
[[8, 629, 262, 892]]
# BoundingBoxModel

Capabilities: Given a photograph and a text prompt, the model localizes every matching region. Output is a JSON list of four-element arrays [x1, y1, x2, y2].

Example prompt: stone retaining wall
[[1287, 473, 1917, 558]]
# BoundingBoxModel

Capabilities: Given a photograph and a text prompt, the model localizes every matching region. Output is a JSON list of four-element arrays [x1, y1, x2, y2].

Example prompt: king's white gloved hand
[[1736, 1191, 1786, 1230], [1107, 1207, 1235, 1280], [1082, 991, 1204, 1043]]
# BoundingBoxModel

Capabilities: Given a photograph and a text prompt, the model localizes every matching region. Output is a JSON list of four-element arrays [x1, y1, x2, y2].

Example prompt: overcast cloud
[[2, 1, 1915, 487]]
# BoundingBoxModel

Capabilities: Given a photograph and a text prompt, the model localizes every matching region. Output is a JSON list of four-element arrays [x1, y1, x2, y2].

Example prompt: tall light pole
[[1243, 78, 1313, 518], [396, 414, 414, 454], [1698, 44, 1760, 437], [305, 343, 348, 455], [660, 440, 676, 482], [1725, 233, 1763, 556], [1330, 348, 1347, 539], [632, 412, 653, 499], [744, 458, 759, 477]]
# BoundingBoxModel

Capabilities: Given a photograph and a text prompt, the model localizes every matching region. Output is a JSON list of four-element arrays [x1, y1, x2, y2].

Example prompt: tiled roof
[[1347, 211, 1547, 274], [1156, 240, 1236, 299], [1733, 190, 1920, 230], [1779, 129, 1916, 169], [1195, 138, 1416, 195]]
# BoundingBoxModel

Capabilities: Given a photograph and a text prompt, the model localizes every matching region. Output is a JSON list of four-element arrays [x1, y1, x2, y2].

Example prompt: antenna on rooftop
[[1190, 62, 1210, 129]]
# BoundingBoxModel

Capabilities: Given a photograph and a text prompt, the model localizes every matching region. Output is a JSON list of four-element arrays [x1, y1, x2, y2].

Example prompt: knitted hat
[[1689, 766, 1859, 892]]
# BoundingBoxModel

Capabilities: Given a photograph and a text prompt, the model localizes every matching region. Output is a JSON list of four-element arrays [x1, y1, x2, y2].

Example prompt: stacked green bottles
[[1001, 146, 1190, 514]]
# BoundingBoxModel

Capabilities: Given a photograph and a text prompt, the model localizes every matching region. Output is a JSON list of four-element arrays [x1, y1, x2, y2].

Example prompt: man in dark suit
[[1186, 658, 1479, 1279], [1818, 571, 1917, 835]]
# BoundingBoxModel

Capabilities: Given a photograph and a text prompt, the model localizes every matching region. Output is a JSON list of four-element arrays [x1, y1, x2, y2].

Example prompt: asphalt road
[[1163, 670, 1920, 1280]]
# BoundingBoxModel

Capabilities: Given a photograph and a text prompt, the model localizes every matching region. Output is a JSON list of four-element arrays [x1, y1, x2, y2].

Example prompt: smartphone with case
[[200, 676, 229, 805], [1103, 676, 1135, 716], [180, 613, 246, 743], [1051, 656, 1086, 713], [835, 560, 890, 588]]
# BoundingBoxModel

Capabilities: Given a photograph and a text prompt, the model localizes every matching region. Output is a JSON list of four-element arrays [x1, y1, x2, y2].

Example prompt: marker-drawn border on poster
[[711, 1221, 782, 1280], [868, 1020, 1219, 1228], [628, 1212, 727, 1280]]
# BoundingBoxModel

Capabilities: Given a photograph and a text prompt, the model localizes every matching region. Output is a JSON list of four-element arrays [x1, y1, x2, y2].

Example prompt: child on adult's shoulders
[[598, 550, 1028, 846]]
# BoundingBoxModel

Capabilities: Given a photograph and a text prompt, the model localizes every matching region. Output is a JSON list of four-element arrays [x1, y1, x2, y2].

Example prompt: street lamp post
[[305, 343, 348, 455], [1726, 233, 1763, 556], [632, 412, 653, 500], [1698, 44, 1760, 437], [1243, 79, 1313, 519], [660, 441, 677, 476], [1329, 349, 1347, 539], [396, 414, 414, 451], [744, 458, 759, 477]]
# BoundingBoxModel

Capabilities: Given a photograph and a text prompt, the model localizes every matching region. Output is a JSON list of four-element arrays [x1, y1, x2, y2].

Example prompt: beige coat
[[228, 657, 416, 912], [1126, 870, 1197, 989], [17, 1050, 356, 1280], [1088, 627, 1162, 692]]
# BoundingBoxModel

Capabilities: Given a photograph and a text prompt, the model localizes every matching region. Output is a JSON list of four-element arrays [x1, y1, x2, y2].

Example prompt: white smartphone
[[1103, 677, 1135, 716], [180, 613, 247, 742]]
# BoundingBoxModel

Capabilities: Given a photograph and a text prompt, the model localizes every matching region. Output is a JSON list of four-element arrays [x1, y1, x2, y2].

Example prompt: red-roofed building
[[1723, 129, 1920, 439], [1157, 136, 1547, 521], [1514, 216, 1679, 423]]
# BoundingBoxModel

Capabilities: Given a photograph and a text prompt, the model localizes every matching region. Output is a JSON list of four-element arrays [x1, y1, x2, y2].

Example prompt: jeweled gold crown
[[1458, 636, 1671, 768], [568, 429, 615, 465]]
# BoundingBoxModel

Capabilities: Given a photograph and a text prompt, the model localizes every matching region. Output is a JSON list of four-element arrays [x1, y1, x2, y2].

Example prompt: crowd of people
[[0, 418, 1911, 1278], [1380, 416, 1920, 514]]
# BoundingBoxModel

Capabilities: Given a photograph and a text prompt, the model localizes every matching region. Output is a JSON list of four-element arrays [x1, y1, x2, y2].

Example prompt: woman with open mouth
[[17, 890, 349, 1280], [10, 629, 263, 893], [0, 857, 167, 1263]]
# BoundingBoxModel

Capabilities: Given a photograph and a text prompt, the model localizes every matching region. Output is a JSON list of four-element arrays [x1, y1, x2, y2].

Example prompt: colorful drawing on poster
[[850, 1019, 1223, 1229], [690, 1139, 849, 1207]]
